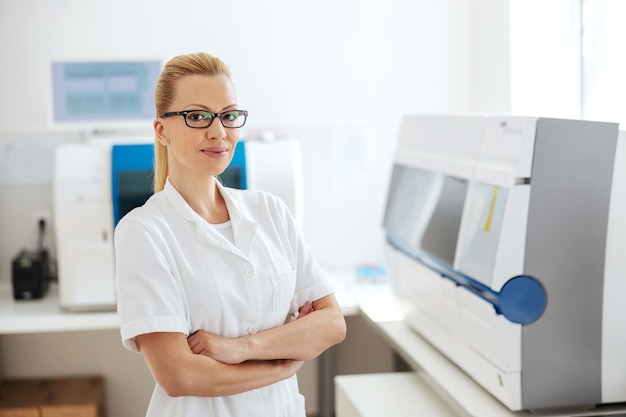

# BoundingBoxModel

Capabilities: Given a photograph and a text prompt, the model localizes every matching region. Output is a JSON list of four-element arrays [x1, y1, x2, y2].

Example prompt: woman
[[114, 52, 346, 416]]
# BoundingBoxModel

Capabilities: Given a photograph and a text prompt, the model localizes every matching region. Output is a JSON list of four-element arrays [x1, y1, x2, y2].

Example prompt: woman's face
[[155, 74, 241, 182]]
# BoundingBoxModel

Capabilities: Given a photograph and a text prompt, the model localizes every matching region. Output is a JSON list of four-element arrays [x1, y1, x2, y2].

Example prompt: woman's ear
[[154, 118, 169, 146]]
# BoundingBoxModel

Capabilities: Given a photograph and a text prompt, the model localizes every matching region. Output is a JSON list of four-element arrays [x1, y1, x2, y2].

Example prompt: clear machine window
[[383, 164, 468, 266], [455, 182, 508, 286]]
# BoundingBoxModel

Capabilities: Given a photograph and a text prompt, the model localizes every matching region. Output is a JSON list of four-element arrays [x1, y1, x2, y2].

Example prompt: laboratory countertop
[[0, 268, 391, 335], [0, 282, 118, 334], [358, 298, 626, 417]]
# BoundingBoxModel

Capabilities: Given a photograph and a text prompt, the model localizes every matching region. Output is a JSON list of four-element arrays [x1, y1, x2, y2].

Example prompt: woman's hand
[[188, 301, 315, 364], [297, 301, 314, 318], [187, 331, 246, 364]]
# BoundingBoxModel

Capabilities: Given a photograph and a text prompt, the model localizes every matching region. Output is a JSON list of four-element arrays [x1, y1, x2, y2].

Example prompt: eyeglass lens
[[185, 110, 246, 128]]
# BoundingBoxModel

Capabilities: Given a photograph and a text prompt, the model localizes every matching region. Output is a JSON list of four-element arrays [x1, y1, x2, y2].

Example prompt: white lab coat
[[114, 178, 335, 417]]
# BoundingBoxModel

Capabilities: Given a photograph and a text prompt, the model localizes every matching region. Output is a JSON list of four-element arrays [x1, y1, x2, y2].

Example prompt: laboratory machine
[[383, 114, 626, 412], [53, 137, 302, 311]]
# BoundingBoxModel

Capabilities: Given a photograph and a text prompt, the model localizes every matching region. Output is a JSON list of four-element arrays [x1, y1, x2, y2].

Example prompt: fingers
[[187, 331, 208, 354], [297, 301, 314, 319], [187, 334, 201, 353]]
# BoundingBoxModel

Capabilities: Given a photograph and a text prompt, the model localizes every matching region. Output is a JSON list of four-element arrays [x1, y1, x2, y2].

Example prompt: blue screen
[[111, 144, 154, 226]]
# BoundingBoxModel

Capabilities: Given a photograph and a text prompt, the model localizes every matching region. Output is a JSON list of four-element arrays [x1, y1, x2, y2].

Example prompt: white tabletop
[[0, 282, 119, 334], [0, 268, 384, 335]]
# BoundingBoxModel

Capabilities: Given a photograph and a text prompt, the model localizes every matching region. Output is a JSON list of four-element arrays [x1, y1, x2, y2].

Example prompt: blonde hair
[[153, 52, 232, 192]]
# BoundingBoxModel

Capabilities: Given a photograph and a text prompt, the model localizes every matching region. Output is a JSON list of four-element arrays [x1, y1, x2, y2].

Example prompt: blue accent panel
[[386, 235, 548, 325], [219, 141, 247, 189], [111, 144, 154, 226], [233, 141, 247, 189]]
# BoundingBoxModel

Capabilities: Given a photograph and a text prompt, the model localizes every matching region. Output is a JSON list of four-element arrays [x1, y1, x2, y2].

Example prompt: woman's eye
[[189, 112, 210, 121], [223, 112, 237, 121]]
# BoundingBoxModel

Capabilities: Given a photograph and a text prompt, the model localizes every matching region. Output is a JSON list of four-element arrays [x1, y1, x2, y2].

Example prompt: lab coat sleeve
[[114, 216, 189, 352]]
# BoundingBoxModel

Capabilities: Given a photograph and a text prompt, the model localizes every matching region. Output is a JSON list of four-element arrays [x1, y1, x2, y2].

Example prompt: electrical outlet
[[32, 208, 52, 228]]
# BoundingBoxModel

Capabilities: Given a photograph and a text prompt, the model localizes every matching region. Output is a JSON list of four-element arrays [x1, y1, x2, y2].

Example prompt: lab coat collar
[[162, 177, 258, 258], [162, 177, 198, 222], [215, 180, 259, 257]]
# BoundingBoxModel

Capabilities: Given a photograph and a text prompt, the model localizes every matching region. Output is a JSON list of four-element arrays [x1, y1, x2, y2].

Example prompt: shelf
[[0, 282, 119, 334], [0, 268, 388, 335]]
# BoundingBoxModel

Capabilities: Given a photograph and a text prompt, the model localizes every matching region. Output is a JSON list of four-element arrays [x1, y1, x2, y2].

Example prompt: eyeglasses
[[159, 109, 248, 129]]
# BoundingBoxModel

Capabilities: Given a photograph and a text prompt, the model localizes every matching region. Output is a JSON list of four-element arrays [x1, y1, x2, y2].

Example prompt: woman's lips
[[201, 147, 229, 157]]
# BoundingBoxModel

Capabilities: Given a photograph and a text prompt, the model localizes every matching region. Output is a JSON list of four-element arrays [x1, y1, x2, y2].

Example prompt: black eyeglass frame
[[159, 109, 248, 129]]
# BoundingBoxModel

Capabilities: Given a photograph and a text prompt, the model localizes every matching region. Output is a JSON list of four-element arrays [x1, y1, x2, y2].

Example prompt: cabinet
[[336, 372, 458, 417], [0, 283, 154, 417]]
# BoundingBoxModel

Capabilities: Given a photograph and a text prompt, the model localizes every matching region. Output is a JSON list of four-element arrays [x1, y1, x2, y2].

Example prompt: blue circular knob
[[498, 275, 547, 325]]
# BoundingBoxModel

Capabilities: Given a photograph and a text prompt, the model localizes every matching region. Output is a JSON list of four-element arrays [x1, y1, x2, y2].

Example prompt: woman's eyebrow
[[184, 103, 239, 112]]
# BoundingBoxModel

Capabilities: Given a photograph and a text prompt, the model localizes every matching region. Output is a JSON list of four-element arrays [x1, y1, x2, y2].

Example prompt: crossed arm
[[135, 294, 346, 397]]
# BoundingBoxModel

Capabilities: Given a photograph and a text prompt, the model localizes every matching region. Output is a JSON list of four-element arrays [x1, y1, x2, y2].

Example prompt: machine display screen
[[218, 166, 243, 189], [112, 144, 155, 226], [116, 170, 154, 223], [383, 164, 468, 266]]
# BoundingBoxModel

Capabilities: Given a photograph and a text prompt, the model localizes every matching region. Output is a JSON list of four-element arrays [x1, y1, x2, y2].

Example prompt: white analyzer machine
[[383, 114, 626, 412], [54, 138, 303, 311]]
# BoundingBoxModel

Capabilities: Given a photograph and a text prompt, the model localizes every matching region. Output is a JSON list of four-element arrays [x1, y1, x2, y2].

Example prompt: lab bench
[[0, 268, 384, 333], [336, 297, 626, 417], [0, 283, 118, 334]]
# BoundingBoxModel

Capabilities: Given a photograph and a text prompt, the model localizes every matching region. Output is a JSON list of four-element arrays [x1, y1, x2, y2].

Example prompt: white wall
[[467, 0, 581, 117], [0, 0, 474, 132], [468, 0, 512, 113], [509, 0, 582, 118], [0, 0, 478, 276]]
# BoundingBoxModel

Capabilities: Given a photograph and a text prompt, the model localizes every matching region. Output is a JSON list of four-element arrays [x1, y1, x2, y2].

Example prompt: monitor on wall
[[51, 61, 161, 125]]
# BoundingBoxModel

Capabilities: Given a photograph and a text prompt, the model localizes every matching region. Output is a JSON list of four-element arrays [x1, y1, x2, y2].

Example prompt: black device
[[12, 249, 50, 299], [11, 218, 52, 300]]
